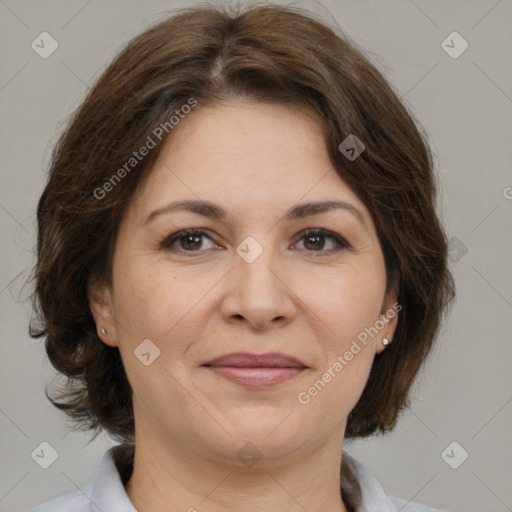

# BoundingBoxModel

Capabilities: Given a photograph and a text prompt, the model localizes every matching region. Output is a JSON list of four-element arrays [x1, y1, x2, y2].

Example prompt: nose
[[220, 240, 296, 331]]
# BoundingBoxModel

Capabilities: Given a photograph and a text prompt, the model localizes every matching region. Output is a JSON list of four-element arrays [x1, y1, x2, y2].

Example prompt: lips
[[202, 352, 308, 389], [202, 352, 308, 369]]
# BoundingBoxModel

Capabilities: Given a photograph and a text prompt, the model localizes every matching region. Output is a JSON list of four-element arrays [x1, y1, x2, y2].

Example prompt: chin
[[210, 409, 314, 460]]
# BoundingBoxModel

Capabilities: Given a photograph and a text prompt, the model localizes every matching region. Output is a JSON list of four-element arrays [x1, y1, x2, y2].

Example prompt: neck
[[124, 425, 349, 512]]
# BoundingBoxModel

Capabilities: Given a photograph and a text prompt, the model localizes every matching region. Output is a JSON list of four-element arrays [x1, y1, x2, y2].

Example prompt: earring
[[101, 328, 107, 336], [382, 337, 390, 346]]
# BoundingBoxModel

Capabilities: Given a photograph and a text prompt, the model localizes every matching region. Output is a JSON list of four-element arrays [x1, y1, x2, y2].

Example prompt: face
[[89, 100, 398, 465]]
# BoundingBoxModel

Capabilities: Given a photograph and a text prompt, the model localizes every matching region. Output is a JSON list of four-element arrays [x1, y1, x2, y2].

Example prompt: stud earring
[[382, 337, 390, 346], [101, 328, 107, 336]]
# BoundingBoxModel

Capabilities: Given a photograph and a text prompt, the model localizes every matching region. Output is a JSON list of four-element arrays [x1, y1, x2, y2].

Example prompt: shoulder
[[26, 444, 135, 512], [26, 484, 93, 511], [390, 496, 448, 512], [342, 451, 448, 512]]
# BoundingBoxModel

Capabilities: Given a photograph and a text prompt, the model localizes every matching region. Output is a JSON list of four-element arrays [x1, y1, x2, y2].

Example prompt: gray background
[[1, 1, 511, 511]]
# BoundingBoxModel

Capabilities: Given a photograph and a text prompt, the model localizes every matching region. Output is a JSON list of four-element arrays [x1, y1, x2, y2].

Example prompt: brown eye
[[162, 229, 215, 252], [161, 227, 350, 257], [294, 229, 351, 255]]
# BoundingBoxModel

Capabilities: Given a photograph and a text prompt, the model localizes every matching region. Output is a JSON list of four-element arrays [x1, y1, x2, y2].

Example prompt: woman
[[27, 3, 455, 511]]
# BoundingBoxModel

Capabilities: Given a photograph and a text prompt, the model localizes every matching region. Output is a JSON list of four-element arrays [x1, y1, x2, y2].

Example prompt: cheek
[[299, 261, 386, 345], [295, 274, 383, 422], [293, 261, 385, 400], [112, 255, 222, 371], [110, 259, 204, 411], [113, 256, 184, 336]]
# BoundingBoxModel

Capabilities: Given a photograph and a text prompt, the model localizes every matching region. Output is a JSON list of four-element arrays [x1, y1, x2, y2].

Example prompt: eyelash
[[161, 228, 351, 257]]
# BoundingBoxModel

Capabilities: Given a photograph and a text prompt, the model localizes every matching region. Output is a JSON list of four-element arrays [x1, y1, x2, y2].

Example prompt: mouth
[[202, 352, 309, 389]]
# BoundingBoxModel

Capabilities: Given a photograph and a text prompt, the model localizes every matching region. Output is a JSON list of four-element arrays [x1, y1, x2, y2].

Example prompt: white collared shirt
[[27, 444, 446, 512]]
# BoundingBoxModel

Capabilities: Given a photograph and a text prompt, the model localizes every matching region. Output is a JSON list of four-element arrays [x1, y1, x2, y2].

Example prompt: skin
[[89, 100, 398, 512]]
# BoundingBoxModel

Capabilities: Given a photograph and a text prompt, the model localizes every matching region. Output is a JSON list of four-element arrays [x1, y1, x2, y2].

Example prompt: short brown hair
[[29, 2, 455, 444]]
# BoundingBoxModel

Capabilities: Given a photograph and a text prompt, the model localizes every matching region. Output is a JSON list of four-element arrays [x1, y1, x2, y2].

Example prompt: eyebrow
[[143, 199, 366, 227]]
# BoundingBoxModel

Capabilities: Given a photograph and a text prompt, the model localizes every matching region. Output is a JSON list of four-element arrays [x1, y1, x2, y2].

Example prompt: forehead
[[128, 101, 371, 227]]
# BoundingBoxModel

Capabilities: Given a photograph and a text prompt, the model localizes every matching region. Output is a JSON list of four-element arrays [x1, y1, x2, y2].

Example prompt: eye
[[162, 227, 351, 257], [161, 229, 217, 253], [293, 228, 351, 256]]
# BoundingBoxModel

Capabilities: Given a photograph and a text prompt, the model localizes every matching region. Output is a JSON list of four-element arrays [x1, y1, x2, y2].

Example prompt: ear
[[87, 276, 118, 347], [375, 284, 400, 355]]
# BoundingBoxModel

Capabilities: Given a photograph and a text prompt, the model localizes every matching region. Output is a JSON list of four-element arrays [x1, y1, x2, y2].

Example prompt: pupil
[[183, 235, 201, 250], [306, 235, 323, 250]]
